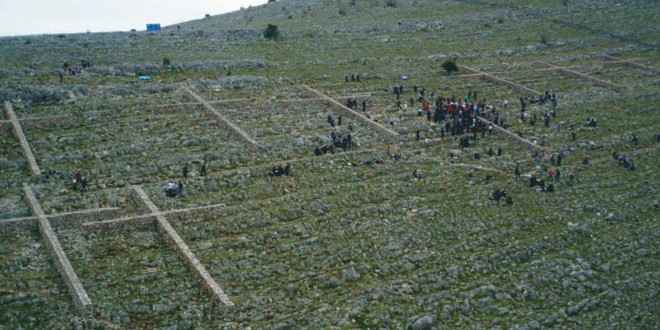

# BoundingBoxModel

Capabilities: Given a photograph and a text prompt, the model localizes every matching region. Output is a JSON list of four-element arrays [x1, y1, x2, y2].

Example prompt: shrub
[[264, 24, 280, 40], [441, 59, 459, 74], [385, 0, 397, 8]]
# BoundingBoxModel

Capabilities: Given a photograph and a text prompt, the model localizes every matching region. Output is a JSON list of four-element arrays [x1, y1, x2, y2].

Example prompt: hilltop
[[0, 0, 658, 329]]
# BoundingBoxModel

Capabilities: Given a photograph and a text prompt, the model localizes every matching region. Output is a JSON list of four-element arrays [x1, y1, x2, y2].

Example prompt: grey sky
[[0, 0, 267, 37]]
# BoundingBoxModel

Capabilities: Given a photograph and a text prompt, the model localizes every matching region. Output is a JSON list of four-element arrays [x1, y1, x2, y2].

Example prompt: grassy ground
[[0, 0, 658, 328]]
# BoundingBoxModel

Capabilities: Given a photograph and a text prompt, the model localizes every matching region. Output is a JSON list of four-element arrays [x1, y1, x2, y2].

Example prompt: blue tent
[[147, 24, 161, 31]]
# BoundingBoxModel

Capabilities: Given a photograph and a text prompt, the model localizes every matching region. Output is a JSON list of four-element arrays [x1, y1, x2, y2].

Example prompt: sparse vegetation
[[0, 0, 657, 329]]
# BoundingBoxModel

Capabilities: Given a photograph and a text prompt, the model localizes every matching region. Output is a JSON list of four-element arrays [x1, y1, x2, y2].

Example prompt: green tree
[[264, 24, 280, 40], [441, 59, 459, 74]]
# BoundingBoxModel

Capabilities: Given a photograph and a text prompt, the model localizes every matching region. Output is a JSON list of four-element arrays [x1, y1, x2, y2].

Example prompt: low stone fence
[[20, 115, 76, 132], [83, 214, 157, 233], [131, 186, 234, 308], [460, 66, 541, 96], [536, 61, 625, 92], [0, 216, 39, 233], [4, 101, 41, 178], [23, 184, 92, 310], [303, 85, 400, 141], [183, 87, 258, 146], [48, 208, 122, 229], [476, 116, 544, 153]]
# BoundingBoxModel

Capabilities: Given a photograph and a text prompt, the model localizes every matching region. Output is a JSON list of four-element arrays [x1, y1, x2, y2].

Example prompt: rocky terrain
[[0, 0, 658, 329]]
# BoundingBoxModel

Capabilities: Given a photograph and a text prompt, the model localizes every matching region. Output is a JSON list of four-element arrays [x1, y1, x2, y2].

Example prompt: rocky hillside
[[0, 0, 658, 329]]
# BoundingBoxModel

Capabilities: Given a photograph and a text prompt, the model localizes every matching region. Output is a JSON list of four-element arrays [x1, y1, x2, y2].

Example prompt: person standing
[[201, 162, 207, 176], [80, 177, 88, 193], [183, 165, 188, 179]]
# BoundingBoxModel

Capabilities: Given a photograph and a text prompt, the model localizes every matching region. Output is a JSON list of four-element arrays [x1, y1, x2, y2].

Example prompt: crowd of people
[[268, 164, 292, 177], [380, 82, 580, 201], [612, 151, 635, 171], [163, 163, 209, 197], [58, 59, 93, 83], [344, 73, 361, 83], [315, 115, 356, 155], [61, 60, 92, 77], [70, 171, 88, 194], [51, 76, 649, 208]]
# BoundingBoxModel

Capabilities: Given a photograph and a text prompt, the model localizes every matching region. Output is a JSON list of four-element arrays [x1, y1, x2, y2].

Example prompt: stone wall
[[4, 101, 41, 178], [602, 55, 659, 74], [0, 217, 39, 233], [48, 208, 122, 229], [303, 85, 400, 141], [0, 208, 122, 233], [20, 115, 77, 132], [83, 214, 157, 233], [477, 116, 544, 153], [131, 186, 234, 308], [22, 184, 92, 310], [207, 99, 256, 108], [183, 87, 258, 146], [460, 65, 541, 96], [536, 61, 624, 92]]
